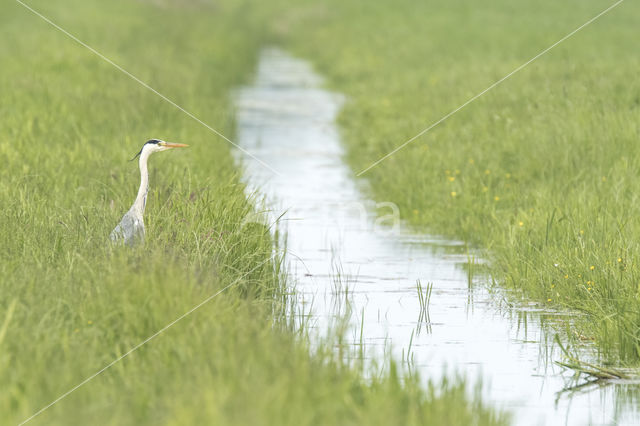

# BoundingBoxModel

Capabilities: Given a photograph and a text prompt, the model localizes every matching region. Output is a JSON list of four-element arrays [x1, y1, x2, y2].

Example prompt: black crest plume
[[130, 139, 161, 161]]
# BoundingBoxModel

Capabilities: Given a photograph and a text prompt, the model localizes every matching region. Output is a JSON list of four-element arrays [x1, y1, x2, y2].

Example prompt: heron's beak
[[162, 142, 189, 149]]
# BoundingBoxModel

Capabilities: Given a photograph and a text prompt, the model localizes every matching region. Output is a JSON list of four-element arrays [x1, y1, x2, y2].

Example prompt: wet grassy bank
[[274, 0, 640, 366]]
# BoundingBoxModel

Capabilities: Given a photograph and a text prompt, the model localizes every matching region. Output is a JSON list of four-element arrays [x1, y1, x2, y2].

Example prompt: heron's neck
[[132, 151, 150, 215]]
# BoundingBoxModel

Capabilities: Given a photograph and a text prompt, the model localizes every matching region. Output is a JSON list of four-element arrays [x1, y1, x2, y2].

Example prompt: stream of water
[[234, 48, 638, 426]]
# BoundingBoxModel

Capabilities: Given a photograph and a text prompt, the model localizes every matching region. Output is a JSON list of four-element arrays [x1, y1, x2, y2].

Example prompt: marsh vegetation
[[2, 0, 638, 424]]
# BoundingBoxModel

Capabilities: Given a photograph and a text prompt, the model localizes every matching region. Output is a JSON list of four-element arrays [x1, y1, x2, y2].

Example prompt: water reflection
[[234, 48, 638, 426]]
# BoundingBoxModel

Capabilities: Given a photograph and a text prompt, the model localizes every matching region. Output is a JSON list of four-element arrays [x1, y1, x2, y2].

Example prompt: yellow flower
[[588, 287, 592, 291], [579, 230, 584, 235], [505, 173, 511, 179], [450, 191, 457, 197], [564, 274, 569, 279], [412, 209, 419, 215], [468, 158, 475, 164], [448, 176, 456, 182], [87, 320, 93, 325], [590, 266, 595, 271], [547, 298, 552, 302], [518, 221, 524, 227], [485, 169, 491, 175], [618, 258, 623, 263], [551, 284, 555, 288], [455, 169, 461, 175], [445, 170, 451, 175], [482, 186, 489, 193], [494, 196, 500, 201], [602, 176, 607, 182]]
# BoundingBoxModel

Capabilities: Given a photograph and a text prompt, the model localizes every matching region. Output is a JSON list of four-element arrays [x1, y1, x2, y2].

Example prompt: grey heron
[[110, 139, 188, 246]]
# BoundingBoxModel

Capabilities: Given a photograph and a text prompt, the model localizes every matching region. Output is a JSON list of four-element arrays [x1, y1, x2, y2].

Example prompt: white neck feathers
[[132, 148, 151, 215]]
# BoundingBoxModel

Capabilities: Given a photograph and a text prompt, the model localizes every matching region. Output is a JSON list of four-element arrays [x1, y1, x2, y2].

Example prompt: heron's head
[[131, 139, 189, 161]]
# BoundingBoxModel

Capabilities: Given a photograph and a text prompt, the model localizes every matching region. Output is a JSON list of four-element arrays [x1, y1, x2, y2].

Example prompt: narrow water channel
[[234, 48, 637, 426]]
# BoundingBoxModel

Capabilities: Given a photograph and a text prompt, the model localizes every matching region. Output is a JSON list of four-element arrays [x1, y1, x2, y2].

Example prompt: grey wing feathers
[[110, 210, 145, 246]]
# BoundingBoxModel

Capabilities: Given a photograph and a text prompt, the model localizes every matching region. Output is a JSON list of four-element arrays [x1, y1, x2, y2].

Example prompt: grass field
[[275, 0, 640, 365], [0, 0, 508, 425]]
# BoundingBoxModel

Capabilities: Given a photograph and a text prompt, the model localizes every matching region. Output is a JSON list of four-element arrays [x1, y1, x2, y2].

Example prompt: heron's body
[[110, 208, 145, 246], [110, 139, 188, 246]]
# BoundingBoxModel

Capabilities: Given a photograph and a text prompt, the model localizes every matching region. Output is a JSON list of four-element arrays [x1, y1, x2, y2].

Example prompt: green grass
[[273, 0, 640, 364], [0, 0, 508, 424]]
